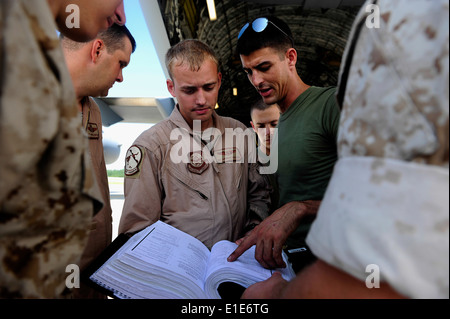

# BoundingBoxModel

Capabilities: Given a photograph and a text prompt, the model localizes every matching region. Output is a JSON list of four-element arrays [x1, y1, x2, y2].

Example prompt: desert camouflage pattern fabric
[[307, 0, 449, 298], [337, 0, 448, 166], [1, 0, 102, 298]]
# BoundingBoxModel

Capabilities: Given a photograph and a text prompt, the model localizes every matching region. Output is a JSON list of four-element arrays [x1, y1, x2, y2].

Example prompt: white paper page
[[106, 259, 199, 298], [89, 230, 156, 298], [205, 240, 296, 295], [120, 221, 211, 290], [205, 240, 272, 282], [115, 254, 206, 298]]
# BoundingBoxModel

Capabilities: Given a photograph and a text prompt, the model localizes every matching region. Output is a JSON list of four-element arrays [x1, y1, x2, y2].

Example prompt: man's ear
[[285, 48, 297, 68], [217, 72, 222, 88], [90, 39, 104, 63], [167, 79, 176, 97], [250, 121, 257, 133]]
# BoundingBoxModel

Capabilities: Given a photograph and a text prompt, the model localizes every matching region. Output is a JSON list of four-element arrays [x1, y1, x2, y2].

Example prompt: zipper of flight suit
[[191, 130, 233, 240]]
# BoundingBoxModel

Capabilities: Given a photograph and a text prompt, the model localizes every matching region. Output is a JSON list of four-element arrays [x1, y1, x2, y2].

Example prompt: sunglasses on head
[[238, 17, 294, 45]]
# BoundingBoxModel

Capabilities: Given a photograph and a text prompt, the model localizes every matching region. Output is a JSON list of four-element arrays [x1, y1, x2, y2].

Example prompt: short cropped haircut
[[165, 39, 220, 80], [61, 24, 136, 54], [237, 16, 293, 56], [250, 98, 277, 118]]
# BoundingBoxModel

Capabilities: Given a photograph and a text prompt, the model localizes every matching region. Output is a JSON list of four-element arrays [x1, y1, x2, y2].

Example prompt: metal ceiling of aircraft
[[154, 0, 365, 125]]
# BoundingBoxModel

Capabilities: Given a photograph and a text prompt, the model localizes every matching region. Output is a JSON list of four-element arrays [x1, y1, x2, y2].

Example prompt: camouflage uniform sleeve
[[0, 0, 99, 298], [306, 0, 449, 298]]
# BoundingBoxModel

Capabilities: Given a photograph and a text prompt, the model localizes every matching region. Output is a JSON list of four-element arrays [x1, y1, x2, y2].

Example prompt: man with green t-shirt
[[228, 16, 340, 271]]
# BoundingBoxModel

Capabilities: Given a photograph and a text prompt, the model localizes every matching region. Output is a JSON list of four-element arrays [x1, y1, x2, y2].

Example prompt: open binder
[[81, 221, 295, 299]]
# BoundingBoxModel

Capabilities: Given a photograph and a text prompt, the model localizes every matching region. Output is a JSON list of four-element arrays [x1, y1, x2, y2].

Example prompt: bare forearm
[[280, 260, 406, 299], [274, 200, 322, 231], [295, 200, 321, 221], [284, 200, 321, 225]]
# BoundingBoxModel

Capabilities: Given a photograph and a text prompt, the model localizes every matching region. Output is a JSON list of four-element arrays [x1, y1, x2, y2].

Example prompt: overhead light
[[215, 103, 219, 109], [233, 88, 238, 96], [207, 0, 217, 21]]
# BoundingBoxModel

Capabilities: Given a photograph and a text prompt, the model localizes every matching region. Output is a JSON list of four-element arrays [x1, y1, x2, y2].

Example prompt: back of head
[[97, 24, 136, 54], [61, 24, 136, 54], [165, 39, 220, 80], [250, 98, 275, 118], [237, 16, 294, 56]]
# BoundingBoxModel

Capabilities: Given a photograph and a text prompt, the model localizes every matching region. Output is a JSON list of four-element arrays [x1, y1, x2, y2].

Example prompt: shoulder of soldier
[[132, 118, 175, 152], [310, 86, 339, 111], [317, 86, 337, 97]]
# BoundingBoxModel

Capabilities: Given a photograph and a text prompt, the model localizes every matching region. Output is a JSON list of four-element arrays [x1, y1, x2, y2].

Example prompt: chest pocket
[[165, 160, 211, 201]]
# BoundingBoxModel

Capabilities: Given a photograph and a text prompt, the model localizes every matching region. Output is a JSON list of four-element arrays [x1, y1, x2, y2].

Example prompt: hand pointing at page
[[228, 200, 321, 269]]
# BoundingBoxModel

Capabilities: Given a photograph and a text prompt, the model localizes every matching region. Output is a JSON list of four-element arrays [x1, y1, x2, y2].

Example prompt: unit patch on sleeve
[[86, 122, 99, 139], [125, 145, 144, 177]]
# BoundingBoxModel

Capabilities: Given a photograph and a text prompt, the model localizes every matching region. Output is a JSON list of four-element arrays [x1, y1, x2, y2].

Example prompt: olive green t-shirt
[[276, 86, 340, 246]]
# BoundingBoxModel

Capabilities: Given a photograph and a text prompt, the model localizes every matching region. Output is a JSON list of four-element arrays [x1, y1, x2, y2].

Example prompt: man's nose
[[116, 70, 124, 83], [195, 90, 206, 105], [112, 2, 126, 26], [251, 72, 264, 88]]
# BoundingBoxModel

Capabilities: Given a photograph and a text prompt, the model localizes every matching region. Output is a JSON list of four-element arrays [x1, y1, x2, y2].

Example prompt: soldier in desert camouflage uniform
[[242, 0, 448, 298], [0, 0, 126, 298]]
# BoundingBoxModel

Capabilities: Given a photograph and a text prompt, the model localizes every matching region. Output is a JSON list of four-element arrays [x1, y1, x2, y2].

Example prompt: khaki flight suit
[[73, 98, 113, 299], [119, 106, 271, 249]]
